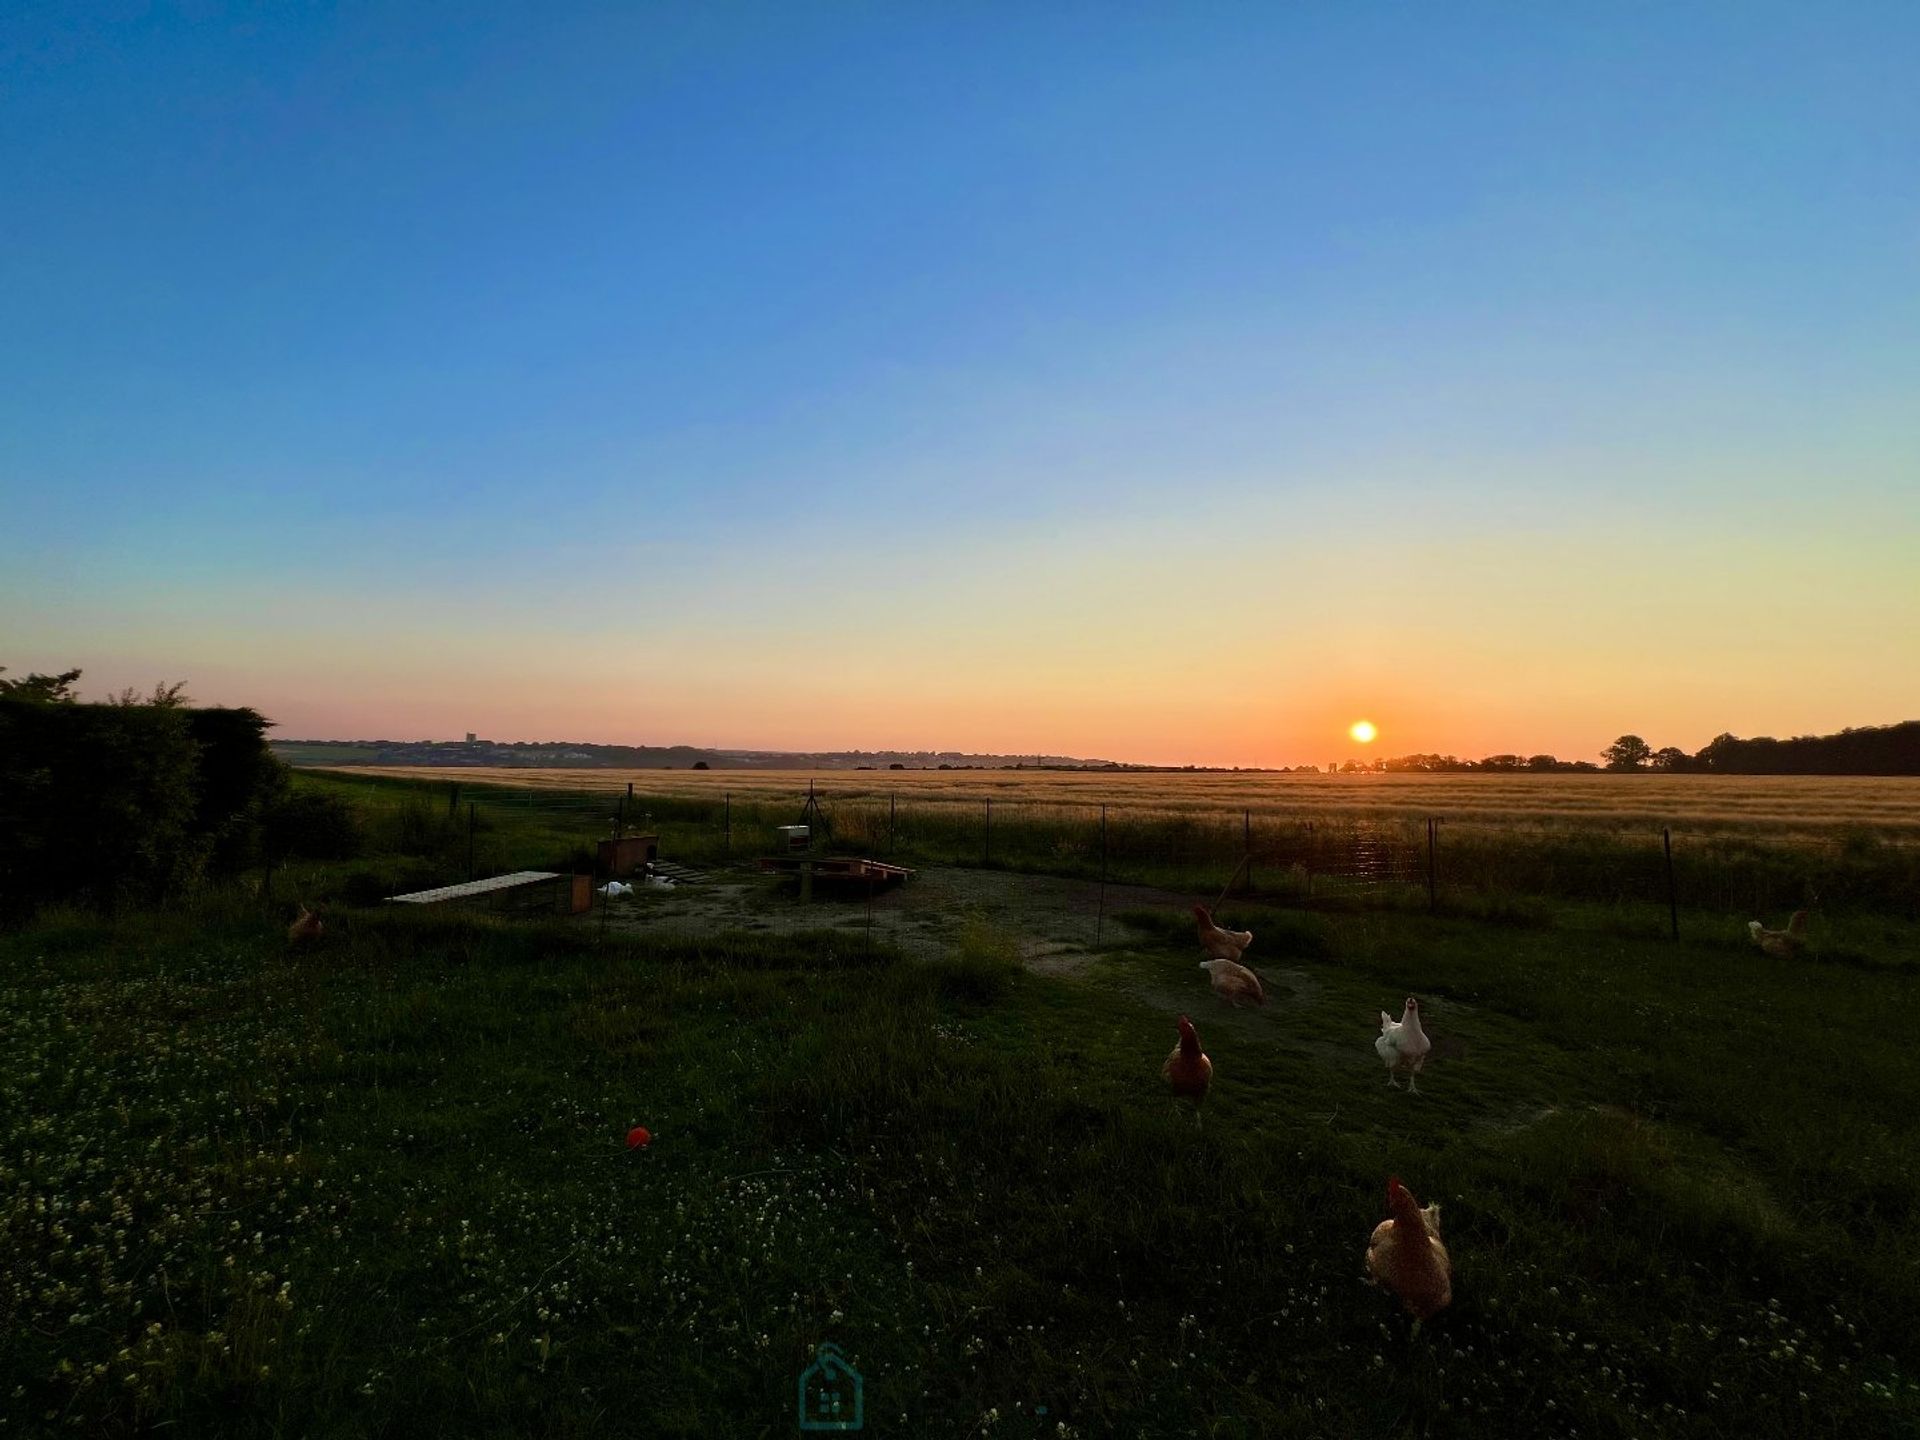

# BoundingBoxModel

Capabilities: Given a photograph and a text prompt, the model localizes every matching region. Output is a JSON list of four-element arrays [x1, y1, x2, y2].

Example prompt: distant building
[[465, 732, 477, 743]]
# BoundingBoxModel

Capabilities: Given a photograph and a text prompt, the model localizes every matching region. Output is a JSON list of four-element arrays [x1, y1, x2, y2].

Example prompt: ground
[[2, 865, 1918, 1438]]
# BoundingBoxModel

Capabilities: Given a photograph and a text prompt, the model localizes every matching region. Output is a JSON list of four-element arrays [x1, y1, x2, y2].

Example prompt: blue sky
[[3, 3, 1916, 761]]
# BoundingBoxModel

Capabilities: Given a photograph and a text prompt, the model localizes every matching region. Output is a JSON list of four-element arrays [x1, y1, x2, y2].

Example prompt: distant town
[[267, 736, 1318, 773]]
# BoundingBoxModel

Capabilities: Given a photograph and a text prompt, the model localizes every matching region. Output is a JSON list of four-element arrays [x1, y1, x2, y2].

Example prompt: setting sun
[[1349, 720, 1378, 745]]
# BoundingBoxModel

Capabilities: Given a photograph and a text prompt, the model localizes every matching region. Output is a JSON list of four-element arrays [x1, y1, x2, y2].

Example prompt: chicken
[[1748, 910, 1808, 959], [287, 904, 324, 947], [1198, 958, 1266, 1007], [1193, 905, 1252, 961], [1162, 1015, 1213, 1125], [1376, 996, 1432, 1092], [1366, 1177, 1452, 1324]]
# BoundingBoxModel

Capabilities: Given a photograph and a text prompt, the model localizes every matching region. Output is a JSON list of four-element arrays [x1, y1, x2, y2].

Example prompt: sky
[[3, 3, 1916, 766]]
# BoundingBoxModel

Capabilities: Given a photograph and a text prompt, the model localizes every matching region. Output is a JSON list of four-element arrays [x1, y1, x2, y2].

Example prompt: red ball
[[626, 1126, 652, 1150]]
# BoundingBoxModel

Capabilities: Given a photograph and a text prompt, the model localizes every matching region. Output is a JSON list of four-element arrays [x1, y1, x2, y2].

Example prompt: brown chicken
[[1162, 1015, 1213, 1125], [1192, 905, 1252, 962], [1366, 1177, 1452, 1324], [287, 904, 324, 946], [1197, 958, 1265, 1007], [1748, 910, 1808, 959]]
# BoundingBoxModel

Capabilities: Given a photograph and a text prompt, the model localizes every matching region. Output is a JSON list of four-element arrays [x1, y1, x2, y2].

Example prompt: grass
[[3, 888, 1917, 1437]]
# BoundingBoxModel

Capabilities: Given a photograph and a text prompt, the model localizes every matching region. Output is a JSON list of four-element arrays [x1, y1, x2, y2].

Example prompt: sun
[[1349, 719, 1377, 745]]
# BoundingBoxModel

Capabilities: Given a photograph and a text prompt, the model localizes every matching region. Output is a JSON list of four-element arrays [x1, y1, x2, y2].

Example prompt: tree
[[1650, 746, 1690, 772], [0, 666, 83, 702], [109, 681, 192, 708], [1603, 735, 1653, 771], [1526, 754, 1559, 771]]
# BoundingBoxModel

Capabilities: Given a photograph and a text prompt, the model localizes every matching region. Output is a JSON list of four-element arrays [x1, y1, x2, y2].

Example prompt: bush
[[263, 790, 363, 861], [0, 700, 284, 917], [0, 698, 203, 913]]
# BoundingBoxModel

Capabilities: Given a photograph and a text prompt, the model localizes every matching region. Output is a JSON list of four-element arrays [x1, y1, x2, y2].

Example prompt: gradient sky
[[3, 3, 1916, 766]]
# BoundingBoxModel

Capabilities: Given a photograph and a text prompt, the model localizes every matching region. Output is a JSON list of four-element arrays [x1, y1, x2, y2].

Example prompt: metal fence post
[[1096, 804, 1108, 945], [1664, 828, 1679, 941], [1426, 817, 1437, 912]]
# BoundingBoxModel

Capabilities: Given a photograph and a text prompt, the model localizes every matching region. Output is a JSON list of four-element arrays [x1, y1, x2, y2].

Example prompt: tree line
[[1331, 720, 1920, 776]]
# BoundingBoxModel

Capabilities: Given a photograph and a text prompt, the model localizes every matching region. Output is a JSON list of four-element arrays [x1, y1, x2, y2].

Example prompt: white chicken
[[1747, 910, 1808, 959], [1376, 996, 1432, 1092], [598, 880, 633, 897]]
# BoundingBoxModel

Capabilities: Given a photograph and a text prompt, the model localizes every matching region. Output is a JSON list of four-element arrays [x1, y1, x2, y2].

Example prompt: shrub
[[263, 790, 363, 861]]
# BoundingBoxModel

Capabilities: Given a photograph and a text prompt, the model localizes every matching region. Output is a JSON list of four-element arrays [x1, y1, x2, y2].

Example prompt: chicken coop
[[597, 835, 659, 878]]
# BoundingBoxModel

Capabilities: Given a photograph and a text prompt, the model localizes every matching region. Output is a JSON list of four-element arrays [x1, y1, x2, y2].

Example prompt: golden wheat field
[[330, 766, 1920, 837]]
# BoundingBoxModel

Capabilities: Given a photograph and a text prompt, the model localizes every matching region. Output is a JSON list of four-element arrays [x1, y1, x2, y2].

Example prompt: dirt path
[[586, 861, 1203, 971]]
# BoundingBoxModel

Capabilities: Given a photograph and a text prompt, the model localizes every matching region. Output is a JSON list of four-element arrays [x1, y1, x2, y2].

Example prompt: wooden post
[[1664, 828, 1679, 941], [616, 790, 627, 840]]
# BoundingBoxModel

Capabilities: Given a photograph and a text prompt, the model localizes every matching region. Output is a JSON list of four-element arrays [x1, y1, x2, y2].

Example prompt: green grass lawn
[[2, 892, 1917, 1438]]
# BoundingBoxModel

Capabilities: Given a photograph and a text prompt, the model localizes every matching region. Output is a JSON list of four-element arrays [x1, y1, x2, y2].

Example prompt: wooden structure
[[598, 834, 659, 878], [757, 855, 913, 889], [387, 871, 592, 917]]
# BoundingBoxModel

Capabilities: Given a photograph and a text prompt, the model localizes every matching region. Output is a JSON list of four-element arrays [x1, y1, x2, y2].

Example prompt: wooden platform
[[756, 855, 914, 886], [387, 871, 591, 916]]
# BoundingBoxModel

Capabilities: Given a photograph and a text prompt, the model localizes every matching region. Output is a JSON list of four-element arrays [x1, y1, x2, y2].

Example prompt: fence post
[[468, 802, 476, 882], [1095, 804, 1108, 945], [1426, 817, 1437, 912], [984, 799, 991, 865], [1664, 828, 1679, 941]]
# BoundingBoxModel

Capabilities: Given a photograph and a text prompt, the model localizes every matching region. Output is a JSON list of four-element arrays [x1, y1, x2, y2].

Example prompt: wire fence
[[295, 772, 1920, 933]]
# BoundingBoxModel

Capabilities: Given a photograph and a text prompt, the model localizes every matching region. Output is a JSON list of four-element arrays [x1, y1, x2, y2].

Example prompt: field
[[5, 782, 1919, 1438], [334, 767, 1920, 838]]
